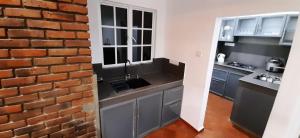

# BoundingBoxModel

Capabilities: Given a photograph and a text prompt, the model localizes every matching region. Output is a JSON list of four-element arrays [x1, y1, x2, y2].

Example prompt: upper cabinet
[[280, 15, 299, 46], [234, 17, 259, 36], [256, 15, 286, 37], [219, 19, 236, 42]]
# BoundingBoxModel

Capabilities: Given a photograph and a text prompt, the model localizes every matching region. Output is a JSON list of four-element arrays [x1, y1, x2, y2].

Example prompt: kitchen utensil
[[266, 58, 285, 73], [217, 53, 226, 63]]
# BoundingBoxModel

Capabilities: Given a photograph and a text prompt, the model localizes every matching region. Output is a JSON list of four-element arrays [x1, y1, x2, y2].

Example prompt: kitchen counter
[[214, 62, 282, 91], [98, 72, 183, 108]]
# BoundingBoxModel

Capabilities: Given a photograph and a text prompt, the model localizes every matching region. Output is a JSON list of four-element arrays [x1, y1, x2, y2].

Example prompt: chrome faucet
[[124, 59, 131, 80]]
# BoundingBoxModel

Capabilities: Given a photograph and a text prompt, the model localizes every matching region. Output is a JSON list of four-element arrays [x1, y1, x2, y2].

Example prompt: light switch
[[196, 51, 201, 57]]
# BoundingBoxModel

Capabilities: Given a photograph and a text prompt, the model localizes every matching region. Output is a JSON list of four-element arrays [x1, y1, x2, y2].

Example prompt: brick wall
[[0, 0, 96, 137]]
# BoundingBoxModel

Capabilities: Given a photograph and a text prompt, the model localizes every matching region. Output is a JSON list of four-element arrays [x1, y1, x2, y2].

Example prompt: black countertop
[[214, 62, 282, 91], [97, 72, 183, 108]]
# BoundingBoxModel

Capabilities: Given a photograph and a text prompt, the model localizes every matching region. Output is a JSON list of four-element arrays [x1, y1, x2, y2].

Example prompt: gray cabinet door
[[224, 73, 244, 100], [100, 99, 136, 138], [210, 78, 226, 96], [161, 101, 182, 126], [137, 92, 163, 137]]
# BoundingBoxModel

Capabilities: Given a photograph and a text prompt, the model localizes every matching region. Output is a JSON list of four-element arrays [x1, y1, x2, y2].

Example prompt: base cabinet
[[224, 73, 244, 100], [100, 100, 136, 138], [100, 86, 183, 138], [137, 92, 163, 138]]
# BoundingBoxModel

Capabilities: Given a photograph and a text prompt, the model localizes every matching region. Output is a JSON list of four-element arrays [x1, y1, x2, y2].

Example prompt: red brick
[[14, 123, 45, 136], [0, 88, 18, 98], [23, 0, 57, 10], [0, 49, 9, 58], [27, 20, 60, 30], [49, 127, 75, 138], [0, 104, 22, 115], [10, 109, 42, 122], [14, 134, 30, 138], [75, 15, 89, 23], [8, 29, 44, 38], [11, 49, 46, 58], [0, 0, 21, 6], [81, 77, 93, 84], [80, 63, 92, 70], [51, 64, 80, 73], [45, 115, 72, 127], [73, 0, 87, 5], [48, 49, 77, 56], [24, 98, 55, 110], [61, 22, 89, 31], [79, 48, 91, 55], [62, 119, 83, 129], [0, 130, 13, 138], [65, 40, 90, 47], [44, 102, 71, 114], [0, 39, 29, 48], [0, 18, 24, 27], [60, 106, 82, 117], [20, 83, 52, 95], [34, 57, 65, 66], [46, 30, 75, 39], [0, 69, 13, 79], [31, 40, 63, 48], [27, 112, 58, 125], [43, 11, 74, 21], [39, 88, 69, 99], [76, 32, 90, 39], [5, 93, 38, 105], [37, 73, 68, 83], [0, 28, 5, 37], [57, 92, 82, 103], [59, 3, 88, 14], [70, 84, 92, 93], [0, 59, 32, 69], [83, 91, 93, 98], [4, 8, 41, 18], [0, 115, 8, 124], [54, 79, 81, 88], [1, 76, 35, 87], [73, 112, 85, 119], [67, 56, 91, 63], [70, 70, 93, 79], [15, 67, 49, 77], [31, 125, 60, 138]]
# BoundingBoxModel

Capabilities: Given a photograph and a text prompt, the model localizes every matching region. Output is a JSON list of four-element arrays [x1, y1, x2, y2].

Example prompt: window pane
[[133, 10, 142, 28], [132, 47, 141, 62], [143, 30, 152, 44], [132, 29, 141, 45], [117, 47, 128, 63], [102, 28, 115, 45], [116, 29, 127, 45], [103, 48, 115, 65], [116, 7, 127, 27], [143, 46, 151, 61], [101, 5, 114, 26], [144, 12, 153, 28]]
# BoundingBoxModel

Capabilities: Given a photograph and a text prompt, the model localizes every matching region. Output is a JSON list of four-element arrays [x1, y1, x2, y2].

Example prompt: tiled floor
[[146, 93, 255, 138]]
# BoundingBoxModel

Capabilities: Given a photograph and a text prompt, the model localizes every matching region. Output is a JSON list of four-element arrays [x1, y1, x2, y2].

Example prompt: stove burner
[[227, 62, 256, 70]]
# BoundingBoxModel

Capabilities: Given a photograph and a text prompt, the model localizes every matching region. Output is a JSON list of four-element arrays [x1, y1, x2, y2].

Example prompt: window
[[100, 2, 156, 67]]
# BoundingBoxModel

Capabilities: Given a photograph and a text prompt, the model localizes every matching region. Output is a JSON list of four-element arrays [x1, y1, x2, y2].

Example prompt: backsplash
[[217, 38, 291, 68]]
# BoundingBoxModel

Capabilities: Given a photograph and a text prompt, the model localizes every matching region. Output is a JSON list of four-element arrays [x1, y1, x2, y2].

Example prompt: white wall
[[164, 0, 300, 137], [88, 0, 167, 64]]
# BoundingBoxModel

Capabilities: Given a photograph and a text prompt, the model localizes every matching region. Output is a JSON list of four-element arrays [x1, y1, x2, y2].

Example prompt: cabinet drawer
[[164, 86, 183, 104], [210, 78, 226, 95], [212, 69, 228, 81], [162, 101, 182, 126]]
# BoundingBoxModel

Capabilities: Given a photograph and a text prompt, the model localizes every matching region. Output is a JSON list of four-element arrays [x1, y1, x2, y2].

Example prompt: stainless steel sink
[[110, 78, 151, 93]]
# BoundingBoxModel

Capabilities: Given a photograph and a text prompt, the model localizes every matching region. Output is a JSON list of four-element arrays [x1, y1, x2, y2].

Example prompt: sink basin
[[110, 78, 151, 93]]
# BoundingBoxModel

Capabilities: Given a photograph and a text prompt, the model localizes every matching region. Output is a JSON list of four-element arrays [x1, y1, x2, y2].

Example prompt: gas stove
[[255, 74, 281, 85], [227, 62, 256, 71]]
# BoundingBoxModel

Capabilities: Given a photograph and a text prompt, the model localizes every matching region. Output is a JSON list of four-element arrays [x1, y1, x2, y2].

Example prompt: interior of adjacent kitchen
[[209, 12, 298, 137]]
